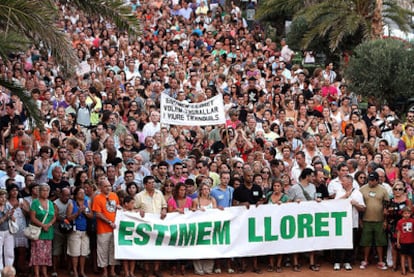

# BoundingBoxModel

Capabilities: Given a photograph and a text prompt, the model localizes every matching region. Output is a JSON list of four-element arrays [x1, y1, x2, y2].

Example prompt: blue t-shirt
[[211, 186, 234, 208]]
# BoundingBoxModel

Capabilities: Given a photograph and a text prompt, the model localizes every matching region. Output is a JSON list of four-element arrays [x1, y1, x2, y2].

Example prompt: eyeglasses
[[393, 188, 404, 191]]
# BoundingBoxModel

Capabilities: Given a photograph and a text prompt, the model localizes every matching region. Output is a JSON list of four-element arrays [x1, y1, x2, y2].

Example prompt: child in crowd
[[396, 207, 414, 275], [122, 196, 136, 277]]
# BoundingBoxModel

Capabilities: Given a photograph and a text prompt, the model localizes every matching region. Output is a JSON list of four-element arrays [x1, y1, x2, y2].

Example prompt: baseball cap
[[368, 172, 379, 181], [126, 158, 137, 165]]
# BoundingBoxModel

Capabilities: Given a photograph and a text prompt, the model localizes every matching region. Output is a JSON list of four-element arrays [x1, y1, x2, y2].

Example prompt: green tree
[[257, 0, 414, 52], [0, 0, 140, 129], [345, 38, 414, 107]]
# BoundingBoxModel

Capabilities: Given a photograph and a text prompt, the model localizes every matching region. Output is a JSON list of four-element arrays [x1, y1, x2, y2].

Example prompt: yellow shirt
[[134, 189, 167, 213]]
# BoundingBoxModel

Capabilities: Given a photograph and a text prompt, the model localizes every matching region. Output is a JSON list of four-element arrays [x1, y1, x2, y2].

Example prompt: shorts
[[360, 221, 387, 247], [52, 229, 67, 256], [97, 232, 117, 267], [399, 243, 414, 255], [67, 231, 90, 257]]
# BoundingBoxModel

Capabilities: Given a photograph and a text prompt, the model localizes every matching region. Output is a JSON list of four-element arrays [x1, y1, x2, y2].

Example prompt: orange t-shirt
[[92, 192, 119, 234]]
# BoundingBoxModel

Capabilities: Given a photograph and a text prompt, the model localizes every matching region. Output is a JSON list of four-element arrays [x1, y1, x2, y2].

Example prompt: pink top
[[167, 197, 193, 210]]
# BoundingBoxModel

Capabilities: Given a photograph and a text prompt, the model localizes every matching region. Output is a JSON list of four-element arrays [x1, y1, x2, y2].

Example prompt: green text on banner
[[114, 199, 353, 260]]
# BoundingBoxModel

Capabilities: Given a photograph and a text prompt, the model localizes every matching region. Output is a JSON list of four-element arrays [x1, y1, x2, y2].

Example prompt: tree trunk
[[371, 0, 383, 39]]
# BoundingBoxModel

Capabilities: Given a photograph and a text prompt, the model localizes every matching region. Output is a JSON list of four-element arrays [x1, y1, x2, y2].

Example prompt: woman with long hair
[[266, 179, 289, 272], [6, 184, 29, 274], [161, 179, 174, 203], [386, 181, 413, 271], [34, 146, 53, 184], [126, 182, 139, 198], [167, 183, 193, 275], [66, 137, 85, 166], [192, 183, 218, 275], [382, 150, 400, 185]]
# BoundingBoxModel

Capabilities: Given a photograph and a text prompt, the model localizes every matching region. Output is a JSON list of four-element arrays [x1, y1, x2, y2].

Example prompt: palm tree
[[0, 0, 140, 129], [257, 0, 413, 51]]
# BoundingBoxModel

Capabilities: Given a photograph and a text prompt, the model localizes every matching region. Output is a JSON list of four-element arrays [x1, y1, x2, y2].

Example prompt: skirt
[[29, 240, 52, 266]]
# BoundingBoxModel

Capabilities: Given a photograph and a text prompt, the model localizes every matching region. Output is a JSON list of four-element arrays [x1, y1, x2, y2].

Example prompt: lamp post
[[246, 0, 255, 30]]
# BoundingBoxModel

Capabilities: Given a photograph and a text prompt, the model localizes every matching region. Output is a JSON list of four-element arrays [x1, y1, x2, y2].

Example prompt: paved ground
[[33, 258, 405, 277]]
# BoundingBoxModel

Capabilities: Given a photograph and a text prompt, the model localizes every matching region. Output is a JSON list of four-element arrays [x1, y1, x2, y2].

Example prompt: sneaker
[[377, 262, 387, 270], [214, 269, 221, 274], [227, 269, 235, 274], [52, 273, 58, 277], [344, 263, 352, 270], [360, 261, 368, 270], [333, 263, 341, 271]]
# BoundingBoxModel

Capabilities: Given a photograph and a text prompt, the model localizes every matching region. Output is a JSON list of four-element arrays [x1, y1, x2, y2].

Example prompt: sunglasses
[[393, 188, 404, 191]]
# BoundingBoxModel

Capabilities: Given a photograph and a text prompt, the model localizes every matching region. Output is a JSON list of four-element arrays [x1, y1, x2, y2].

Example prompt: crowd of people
[[0, 0, 414, 277]]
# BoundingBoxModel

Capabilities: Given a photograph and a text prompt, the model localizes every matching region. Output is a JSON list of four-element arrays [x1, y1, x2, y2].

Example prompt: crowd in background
[[0, 0, 414, 276]]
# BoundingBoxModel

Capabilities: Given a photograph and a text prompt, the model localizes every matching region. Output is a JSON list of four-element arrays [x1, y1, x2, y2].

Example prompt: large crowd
[[0, 0, 414, 277]]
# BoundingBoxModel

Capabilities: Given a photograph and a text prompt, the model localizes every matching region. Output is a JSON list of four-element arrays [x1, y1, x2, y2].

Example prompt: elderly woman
[[66, 187, 93, 277], [29, 184, 56, 277]]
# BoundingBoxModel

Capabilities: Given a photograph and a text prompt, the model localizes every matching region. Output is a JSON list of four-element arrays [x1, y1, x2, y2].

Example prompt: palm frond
[[0, 0, 78, 74], [0, 78, 44, 131], [64, 0, 141, 36], [0, 32, 30, 61]]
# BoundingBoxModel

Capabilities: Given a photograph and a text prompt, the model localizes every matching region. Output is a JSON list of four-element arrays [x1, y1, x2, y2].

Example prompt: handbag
[[58, 218, 73, 233], [9, 219, 19, 234], [24, 202, 49, 240]]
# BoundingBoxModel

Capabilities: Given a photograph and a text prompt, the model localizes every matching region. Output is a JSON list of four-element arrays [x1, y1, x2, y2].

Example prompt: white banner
[[114, 200, 353, 260], [160, 93, 226, 126]]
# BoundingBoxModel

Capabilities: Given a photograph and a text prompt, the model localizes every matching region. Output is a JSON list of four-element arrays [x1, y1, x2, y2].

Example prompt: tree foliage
[[0, 0, 140, 129], [345, 39, 414, 105], [257, 0, 414, 52]]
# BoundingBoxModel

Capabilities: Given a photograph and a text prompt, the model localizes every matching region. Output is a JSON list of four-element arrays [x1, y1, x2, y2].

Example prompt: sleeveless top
[[197, 198, 213, 209], [71, 199, 89, 231]]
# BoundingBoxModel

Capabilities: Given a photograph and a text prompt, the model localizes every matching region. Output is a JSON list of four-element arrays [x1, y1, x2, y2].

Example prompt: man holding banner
[[232, 169, 264, 273], [134, 175, 167, 277]]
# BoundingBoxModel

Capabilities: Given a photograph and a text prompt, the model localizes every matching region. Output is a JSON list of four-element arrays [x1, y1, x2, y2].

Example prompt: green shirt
[[31, 199, 55, 240]]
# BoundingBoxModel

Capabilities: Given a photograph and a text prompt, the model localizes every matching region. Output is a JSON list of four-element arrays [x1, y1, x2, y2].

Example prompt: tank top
[[71, 199, 89, 231]]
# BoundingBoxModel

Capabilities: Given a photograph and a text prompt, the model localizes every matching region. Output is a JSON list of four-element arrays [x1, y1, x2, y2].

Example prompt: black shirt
[[47, 179, 70, 199], [233, 183, 263, 204]]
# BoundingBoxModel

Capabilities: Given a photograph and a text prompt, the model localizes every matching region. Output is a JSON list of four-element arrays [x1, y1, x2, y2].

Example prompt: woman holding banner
[[191, 183, 218, 275], [266, 179, 290, 272], [167, 183, 193, 275]]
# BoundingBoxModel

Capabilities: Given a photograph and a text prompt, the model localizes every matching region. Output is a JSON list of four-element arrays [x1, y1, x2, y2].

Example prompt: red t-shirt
[[397, 218, 414, 244]]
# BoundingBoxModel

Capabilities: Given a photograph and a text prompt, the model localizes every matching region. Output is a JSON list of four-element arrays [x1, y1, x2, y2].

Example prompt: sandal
[[275, 267, 282, 273], [309, 265, 320, 272], [293, 265, 300, 272], [267, 265, 274, 272]]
